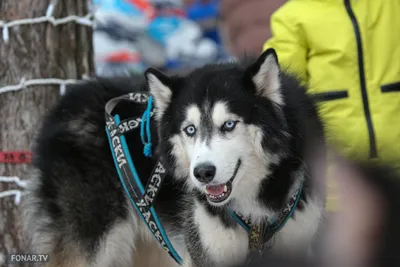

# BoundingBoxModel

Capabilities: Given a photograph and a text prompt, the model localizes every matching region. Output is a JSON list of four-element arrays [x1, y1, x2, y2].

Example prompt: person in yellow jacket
[[263, 0, 400, 211]]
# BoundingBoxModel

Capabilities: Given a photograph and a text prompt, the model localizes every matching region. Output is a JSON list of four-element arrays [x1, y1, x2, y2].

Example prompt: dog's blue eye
[[184, 125, 196, 137], [222, 120, 237, 132]]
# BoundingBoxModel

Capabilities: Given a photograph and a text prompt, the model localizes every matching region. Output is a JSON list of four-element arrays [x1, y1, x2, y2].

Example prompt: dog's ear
[[245, 48, 283, 105], [145, 68, 173, 120]]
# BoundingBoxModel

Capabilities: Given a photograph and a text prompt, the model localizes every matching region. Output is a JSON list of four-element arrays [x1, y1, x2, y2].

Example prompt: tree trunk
[[0, 0, 93, 265]]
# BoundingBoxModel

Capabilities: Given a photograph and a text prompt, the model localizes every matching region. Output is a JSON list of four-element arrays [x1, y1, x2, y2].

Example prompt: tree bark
[[0, 0, 93, 265]]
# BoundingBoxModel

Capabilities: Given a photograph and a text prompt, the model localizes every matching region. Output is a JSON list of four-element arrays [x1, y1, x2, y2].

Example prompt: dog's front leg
[[184, 200, 249, 267]]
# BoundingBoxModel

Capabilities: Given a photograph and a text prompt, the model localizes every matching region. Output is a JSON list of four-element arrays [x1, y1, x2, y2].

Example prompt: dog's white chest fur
[[185, 197, 323, 267], [193, 201, 249, 267], [272, 197, 323, 254]]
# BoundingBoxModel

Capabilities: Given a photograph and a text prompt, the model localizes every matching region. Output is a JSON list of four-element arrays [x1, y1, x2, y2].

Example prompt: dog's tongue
[[206, 184, 225, 196]]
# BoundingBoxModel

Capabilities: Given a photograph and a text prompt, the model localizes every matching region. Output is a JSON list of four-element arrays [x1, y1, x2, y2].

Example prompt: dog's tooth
[[224, 185, 227, 192]]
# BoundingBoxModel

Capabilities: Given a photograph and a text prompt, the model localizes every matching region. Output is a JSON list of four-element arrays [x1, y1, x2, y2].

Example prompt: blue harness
[[104, 92, 303, 265]]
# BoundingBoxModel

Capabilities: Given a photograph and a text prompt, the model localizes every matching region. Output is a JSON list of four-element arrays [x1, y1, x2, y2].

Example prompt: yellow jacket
[[264, 0, 400, 210]]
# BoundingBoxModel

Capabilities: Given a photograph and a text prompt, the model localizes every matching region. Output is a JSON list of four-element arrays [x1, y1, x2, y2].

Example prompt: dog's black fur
[[26, 76, 186, 262]]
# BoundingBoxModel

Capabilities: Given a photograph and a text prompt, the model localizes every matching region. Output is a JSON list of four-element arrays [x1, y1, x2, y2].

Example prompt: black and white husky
[[23, 49, 326, 267]]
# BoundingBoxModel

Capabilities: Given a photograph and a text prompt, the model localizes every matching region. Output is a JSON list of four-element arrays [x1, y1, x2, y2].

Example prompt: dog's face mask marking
[[181, 102, 246, 204], [145, 49, 288, 206]]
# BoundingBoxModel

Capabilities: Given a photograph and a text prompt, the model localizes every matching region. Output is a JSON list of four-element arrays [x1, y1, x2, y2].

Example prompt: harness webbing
[[105, 92, 183, 265], [229, 181, 304, 251], [104, 92, 303, 265]]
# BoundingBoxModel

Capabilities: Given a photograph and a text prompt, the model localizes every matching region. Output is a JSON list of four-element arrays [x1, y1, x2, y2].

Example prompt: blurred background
[[91, 0, 285, 76], [1, 0, 399, 266]]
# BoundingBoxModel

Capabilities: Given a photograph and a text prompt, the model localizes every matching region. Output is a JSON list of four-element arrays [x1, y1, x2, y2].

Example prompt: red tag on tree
[[0, 151, 32, 164]]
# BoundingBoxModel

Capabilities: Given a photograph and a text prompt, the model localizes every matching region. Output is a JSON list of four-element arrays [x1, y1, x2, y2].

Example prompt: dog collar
[[228, 181, 304, 252]]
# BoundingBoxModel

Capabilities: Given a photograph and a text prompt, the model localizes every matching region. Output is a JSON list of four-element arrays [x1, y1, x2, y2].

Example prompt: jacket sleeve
[[262, 9, 308, 83]]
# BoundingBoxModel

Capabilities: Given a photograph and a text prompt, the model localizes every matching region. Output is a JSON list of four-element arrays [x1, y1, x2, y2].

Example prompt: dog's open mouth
[[205, 159, 241, 203]]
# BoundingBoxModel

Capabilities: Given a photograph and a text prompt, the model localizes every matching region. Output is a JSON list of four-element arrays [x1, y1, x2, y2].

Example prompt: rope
[[140, 96, 153, 157], [0, 78, 79, 95], [0, 176, 29, 205], [0, 0, 93, 43]]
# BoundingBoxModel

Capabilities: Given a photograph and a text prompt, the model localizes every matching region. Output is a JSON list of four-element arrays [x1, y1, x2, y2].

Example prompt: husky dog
[[23, 48, 326, 267]]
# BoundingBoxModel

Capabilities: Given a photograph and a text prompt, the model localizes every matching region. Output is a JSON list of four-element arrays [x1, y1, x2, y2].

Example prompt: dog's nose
[[193, 163, 216, 183]]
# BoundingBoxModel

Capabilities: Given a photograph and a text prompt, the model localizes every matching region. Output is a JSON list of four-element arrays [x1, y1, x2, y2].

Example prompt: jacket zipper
[[344, 0, 378, 158]]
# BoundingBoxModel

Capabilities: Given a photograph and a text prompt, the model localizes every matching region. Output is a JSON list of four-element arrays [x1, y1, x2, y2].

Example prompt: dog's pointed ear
[[145, 68, 173, 120], [245, 48, 283, 105]]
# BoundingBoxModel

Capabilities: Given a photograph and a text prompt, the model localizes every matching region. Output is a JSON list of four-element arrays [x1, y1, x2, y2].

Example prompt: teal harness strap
[[105, 93, 183, 265]]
